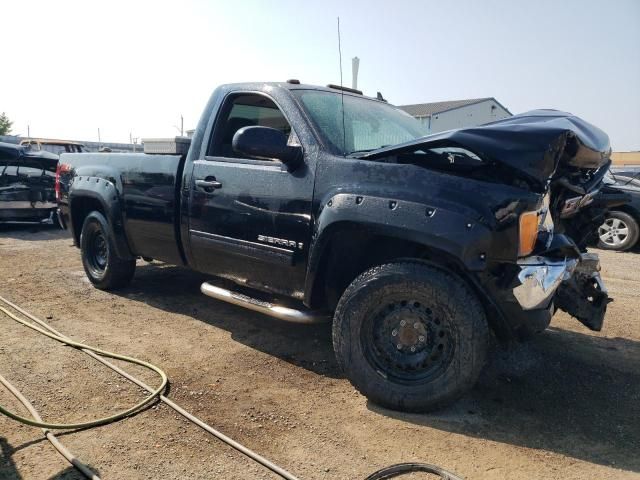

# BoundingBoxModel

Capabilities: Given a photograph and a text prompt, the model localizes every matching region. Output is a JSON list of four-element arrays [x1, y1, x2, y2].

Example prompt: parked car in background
[[596, 171, 640, 250], [611, 165, 640, 178], [0, 142, 59, 225], [20, 138, 87, 155]]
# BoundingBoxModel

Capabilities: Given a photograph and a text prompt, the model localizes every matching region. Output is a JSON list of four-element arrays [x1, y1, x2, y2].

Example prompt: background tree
[[0, 112, 13, 135]]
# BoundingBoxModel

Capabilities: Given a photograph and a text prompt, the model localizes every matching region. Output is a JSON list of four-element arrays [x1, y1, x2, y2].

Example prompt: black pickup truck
[[57, 81, 613, 412]]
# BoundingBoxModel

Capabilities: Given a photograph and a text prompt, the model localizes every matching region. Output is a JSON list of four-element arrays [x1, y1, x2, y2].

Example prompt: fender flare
[[303, 192, 494, 306], [68, 171, 134, 260]]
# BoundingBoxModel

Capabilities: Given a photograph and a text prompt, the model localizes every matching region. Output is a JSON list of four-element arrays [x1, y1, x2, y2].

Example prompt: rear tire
[[80, 211, 135, 290], [332, 262, 488, 412], [597, 211, 639, 251]]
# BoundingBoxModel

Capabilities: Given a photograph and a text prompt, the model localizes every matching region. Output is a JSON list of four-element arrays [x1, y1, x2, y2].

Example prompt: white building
[[399, 98, 511, 134]]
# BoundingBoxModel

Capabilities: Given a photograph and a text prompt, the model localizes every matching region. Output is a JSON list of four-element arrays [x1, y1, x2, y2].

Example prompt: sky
[[2, 0, 639, 150]]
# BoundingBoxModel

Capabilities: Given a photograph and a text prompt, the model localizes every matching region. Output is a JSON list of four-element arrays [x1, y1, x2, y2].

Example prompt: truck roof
[[221, 81, 387, 103]]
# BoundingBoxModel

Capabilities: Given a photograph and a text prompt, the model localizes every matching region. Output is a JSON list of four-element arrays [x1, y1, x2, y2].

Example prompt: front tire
[[80, 211, 135, 290], [332, 262, 488, 412], [597, 211, 639, 251]]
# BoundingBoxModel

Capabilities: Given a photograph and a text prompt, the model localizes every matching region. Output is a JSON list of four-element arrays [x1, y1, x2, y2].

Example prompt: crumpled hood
[[360, 110, 611, 187]]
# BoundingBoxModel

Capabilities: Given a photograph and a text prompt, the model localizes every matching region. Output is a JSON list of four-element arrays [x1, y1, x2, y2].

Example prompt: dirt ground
[[0, 224, 638, 480]]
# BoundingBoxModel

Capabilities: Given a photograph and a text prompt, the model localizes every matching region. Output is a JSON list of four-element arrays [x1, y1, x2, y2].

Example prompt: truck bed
[[61, 152, 185, 264]]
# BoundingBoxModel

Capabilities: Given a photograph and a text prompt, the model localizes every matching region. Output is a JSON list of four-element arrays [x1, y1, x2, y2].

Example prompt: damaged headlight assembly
[[517, 193, 554, 257], [513, 193, 577, 310]]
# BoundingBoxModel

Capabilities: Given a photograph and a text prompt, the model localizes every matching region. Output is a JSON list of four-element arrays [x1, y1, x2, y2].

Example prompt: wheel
[[80, 211, 136, 290], [597, 211, 639, 251], [332, 262, 488, 412]]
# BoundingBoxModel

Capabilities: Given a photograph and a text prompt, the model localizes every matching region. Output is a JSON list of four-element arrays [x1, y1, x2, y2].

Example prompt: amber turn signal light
[[518, 211, 539, 257]]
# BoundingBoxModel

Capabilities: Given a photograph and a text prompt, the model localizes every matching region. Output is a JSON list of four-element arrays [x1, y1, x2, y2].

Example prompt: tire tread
[[332, 261, 488, 412]]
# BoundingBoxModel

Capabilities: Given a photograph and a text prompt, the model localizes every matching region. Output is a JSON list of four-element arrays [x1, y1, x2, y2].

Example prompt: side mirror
[[232, 126, 302, 170]]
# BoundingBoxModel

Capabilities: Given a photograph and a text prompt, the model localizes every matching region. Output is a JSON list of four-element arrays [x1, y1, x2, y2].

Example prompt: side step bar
[[200, 282, 330, 324]]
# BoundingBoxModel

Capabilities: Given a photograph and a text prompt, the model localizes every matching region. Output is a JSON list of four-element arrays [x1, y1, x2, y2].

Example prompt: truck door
[[187, 92, 315, 299]]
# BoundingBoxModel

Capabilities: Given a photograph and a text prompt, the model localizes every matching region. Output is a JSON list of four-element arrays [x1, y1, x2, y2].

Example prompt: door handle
[[195, 177, 222, 192]]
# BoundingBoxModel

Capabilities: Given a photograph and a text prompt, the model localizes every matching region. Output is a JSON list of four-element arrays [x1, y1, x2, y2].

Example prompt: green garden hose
[[0, 295, 302, 480], [0, 370, 100, 479], [0, 304, 167, 430], [0, 295, 463, 479]]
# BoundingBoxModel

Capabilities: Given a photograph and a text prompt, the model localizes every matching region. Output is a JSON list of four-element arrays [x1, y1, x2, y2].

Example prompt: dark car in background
[[0, 142, 59, 225], [596, 170, 640, 250], [611, 166, 640, 178]]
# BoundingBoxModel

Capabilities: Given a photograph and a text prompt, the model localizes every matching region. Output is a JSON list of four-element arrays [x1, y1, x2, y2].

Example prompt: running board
[[200, 282, 330, 324]]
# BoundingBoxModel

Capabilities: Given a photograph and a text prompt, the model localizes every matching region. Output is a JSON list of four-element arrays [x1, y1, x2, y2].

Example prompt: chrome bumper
[[513, 256, 578, 310]]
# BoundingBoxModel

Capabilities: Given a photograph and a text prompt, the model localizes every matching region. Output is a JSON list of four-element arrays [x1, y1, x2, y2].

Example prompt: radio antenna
[[337, 17, 346, 156]]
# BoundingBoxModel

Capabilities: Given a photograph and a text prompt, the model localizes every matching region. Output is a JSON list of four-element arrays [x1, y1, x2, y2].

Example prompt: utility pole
[[27, 125, 30, 139], [130, 132, 139, 152], [98, 128, 101, 149]]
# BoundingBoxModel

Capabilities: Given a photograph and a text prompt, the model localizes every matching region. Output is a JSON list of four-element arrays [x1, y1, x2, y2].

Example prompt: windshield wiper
[[346, 149, 377, 158], [346, 146, 390, 158]]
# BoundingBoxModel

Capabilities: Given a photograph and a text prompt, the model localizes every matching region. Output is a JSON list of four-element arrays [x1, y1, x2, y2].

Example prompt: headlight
[[518, 211, 539, 257], [519, 193, 553, 257]]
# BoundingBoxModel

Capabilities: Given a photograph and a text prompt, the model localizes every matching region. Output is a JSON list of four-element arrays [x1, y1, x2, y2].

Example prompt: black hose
[[364, 462, 464, 479]]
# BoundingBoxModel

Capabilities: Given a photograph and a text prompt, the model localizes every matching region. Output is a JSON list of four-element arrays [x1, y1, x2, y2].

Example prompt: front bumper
[[513, 256, 578, 310], [512, 252, 609, 332], [555, 252, 610, 331]]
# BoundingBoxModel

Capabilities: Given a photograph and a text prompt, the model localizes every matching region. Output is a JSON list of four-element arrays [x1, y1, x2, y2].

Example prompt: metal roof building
[[399, 97, 511, 134]]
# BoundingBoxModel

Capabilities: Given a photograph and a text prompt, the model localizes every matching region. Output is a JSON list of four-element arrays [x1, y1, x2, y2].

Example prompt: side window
[[207, 94, 292, 160], [41, 144, 67, 155]]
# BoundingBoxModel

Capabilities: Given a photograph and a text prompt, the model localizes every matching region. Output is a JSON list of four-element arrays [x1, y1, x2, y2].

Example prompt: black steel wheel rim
[[86, 227, 108, 277], [362, 298, 455, 384]]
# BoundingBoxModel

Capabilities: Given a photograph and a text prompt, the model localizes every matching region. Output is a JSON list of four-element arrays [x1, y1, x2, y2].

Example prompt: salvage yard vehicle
[[0, 141, 59, 224], [56, 82, 613, 412], [20, 138, 87, 155]]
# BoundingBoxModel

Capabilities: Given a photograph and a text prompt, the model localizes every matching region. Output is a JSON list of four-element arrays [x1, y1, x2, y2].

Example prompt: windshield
[[294, 90, 427, 156]]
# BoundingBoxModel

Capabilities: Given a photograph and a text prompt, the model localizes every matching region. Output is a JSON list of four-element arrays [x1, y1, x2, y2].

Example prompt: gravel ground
[[0, 224, 638, 480]]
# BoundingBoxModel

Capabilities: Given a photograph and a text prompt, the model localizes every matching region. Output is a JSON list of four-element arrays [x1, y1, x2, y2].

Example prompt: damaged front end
[[554, 253, 609, 331], [513, 250, 609, 332], [358, 110, 617, 334], [487, 111, 615, 333]]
